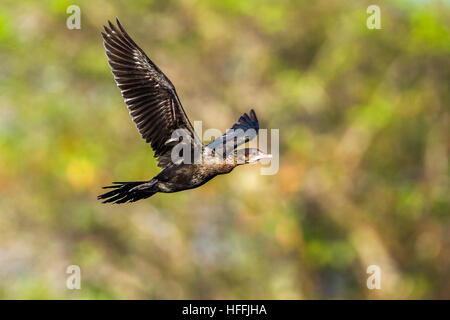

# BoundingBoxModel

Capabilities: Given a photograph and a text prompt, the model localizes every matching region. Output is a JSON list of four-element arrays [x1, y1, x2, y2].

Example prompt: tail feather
[[98, 181, 157, 204]]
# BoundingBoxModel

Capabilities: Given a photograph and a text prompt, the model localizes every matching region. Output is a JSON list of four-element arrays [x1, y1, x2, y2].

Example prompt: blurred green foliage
[[0, 0, 449, 299]]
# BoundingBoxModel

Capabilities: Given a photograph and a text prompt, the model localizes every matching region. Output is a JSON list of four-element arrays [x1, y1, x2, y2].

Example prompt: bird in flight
[[98, 19, 272, 204]]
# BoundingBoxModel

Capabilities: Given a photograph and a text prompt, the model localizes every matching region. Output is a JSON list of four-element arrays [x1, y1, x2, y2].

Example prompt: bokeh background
[[0, 0, 449, 299]]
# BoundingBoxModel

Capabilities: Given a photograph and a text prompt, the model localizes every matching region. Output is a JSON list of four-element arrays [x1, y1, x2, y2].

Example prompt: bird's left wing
[[206, 109, 259, 155]]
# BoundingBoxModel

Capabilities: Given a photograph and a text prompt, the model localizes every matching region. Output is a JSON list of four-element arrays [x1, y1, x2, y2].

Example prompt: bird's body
[[98, 19, 271, 204], [155, 161, 235, 192]]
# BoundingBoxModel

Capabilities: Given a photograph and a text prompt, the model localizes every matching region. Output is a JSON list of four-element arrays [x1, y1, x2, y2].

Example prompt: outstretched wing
[[101, 18, 202, 168], [206, 109, 259, 155]]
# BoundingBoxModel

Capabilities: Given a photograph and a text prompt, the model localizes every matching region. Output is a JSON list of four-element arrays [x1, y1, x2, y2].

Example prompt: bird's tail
[[97, 180, 158, 204]]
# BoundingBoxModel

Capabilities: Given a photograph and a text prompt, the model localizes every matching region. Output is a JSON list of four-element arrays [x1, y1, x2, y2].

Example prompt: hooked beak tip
[[251, 154, 272, 163]]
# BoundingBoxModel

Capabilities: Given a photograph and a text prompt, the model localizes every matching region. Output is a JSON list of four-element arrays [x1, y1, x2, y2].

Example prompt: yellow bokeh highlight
[[66, 158, 95, 191]]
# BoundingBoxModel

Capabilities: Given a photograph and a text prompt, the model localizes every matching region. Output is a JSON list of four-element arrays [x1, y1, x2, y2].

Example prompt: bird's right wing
[[101, 18, 202, 168]]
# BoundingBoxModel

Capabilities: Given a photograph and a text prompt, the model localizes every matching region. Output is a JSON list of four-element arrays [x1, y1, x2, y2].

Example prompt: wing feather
[[102, 18, 201, 168], [206, 109, 259, 155]]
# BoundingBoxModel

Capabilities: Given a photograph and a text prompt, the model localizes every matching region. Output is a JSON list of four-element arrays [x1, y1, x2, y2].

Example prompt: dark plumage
[[98, 19, 271, 204]]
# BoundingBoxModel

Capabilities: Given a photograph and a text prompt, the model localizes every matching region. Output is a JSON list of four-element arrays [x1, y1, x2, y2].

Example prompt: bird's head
[[234, 148, 272, 165]]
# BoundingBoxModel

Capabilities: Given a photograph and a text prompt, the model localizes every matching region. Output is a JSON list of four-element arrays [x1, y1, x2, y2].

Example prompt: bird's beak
[[251, 153, 272, 163]]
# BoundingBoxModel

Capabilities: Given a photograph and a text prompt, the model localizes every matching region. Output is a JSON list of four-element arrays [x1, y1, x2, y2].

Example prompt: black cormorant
[[98, 19, 272, 204]]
